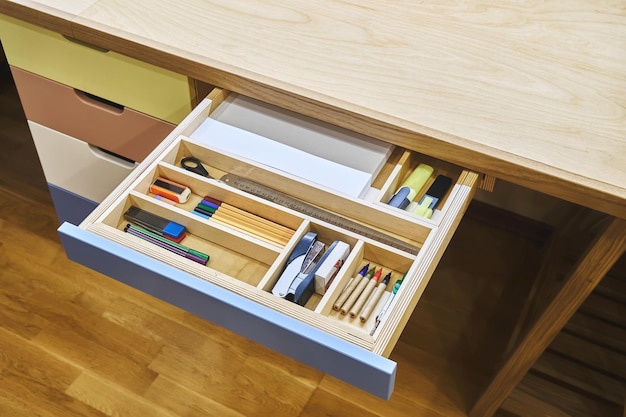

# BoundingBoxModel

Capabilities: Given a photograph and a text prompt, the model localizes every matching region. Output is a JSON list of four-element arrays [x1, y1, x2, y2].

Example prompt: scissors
[[180, 156, 211, 177]]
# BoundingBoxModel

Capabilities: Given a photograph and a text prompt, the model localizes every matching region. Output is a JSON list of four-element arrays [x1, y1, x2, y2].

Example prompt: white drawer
[[29, 121, 138, 203], [58, 89, 477, 399]]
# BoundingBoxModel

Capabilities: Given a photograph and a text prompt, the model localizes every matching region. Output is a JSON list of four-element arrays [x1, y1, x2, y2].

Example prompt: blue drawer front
[[49, 184, 97, 225], [58, 223, 396, 399]]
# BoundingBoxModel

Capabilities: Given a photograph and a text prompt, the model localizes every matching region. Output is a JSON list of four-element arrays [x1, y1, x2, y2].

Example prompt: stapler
[[271, 232, 325, 306]]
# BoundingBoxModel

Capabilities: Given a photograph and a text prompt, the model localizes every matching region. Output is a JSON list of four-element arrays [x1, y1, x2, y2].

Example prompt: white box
[[315, 241, 351, 295]]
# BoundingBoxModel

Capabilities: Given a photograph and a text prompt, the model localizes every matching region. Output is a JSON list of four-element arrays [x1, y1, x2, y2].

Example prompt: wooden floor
[[1, 54, 625, 416]]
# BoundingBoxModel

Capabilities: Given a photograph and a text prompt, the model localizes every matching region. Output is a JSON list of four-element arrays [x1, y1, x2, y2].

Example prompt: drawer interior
[[82, 90, 477, 355]]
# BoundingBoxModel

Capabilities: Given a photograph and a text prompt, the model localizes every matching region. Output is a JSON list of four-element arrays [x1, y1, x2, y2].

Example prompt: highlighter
[[387, 164, 434, 209], [410, 175, 453, 218]]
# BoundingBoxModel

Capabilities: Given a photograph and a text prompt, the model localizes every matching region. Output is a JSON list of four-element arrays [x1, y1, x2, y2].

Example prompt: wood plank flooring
[[2, 50, 624, 416]]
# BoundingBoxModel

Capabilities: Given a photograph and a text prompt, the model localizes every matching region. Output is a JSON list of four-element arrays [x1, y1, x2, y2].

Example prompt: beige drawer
[[0, 13, 200, 124], [30, 121, 137, 203], [59, 89, 477, 399], [12, 66, 175, 162]]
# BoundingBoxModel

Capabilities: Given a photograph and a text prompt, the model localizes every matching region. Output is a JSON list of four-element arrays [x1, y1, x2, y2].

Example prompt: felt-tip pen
[[125, 224, 209, 263], [370, 273, 405, 335], [349, 268, 382, 318], [340, 266, 376, 315]]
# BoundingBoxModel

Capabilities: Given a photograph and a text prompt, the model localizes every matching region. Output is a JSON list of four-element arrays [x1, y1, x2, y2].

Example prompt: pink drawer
[[11, 66, 175, 162]]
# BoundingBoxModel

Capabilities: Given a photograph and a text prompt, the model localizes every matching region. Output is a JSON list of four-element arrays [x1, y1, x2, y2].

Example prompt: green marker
[[371, 273, 406, 335]]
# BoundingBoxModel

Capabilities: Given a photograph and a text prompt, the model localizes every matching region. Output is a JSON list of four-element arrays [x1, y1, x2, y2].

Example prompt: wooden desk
[[2, 1, 625, 415]]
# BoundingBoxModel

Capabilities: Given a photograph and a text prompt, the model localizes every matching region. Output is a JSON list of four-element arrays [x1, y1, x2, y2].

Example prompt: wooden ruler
[[220, 173, 418, 255]]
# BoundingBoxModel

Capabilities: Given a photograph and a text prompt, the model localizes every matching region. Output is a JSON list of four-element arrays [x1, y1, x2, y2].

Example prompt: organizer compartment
[[377, 149, 467, 223], [93, 193, 278, 288], [166, 138, 433, 251]]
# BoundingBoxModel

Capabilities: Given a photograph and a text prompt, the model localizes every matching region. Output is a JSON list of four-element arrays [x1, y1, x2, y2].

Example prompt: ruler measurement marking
[[220, 174, 418, 255]]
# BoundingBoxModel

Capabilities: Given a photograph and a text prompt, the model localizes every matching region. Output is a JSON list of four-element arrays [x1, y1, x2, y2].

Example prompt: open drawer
[[58, 89, 478, 399]]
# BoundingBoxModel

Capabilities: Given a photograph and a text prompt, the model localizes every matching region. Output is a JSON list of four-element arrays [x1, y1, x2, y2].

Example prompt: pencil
[[211, 212, 290, 246], [340, 267, 375, 315], [360, 272, 391, 322], [216, 205, 293, 241], [349, 268, 382, 318], [220, 203, 294, 236], [333, 263, 369, 311], [196, 197, 294, 246]]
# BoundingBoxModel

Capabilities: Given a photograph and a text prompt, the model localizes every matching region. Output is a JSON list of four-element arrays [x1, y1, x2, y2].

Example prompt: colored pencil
[[349, 268, 382, 318], [125, 225, 208, 265]]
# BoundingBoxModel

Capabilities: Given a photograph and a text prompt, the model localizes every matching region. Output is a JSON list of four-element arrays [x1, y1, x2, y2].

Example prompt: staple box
[[315, 241, 351, 295]]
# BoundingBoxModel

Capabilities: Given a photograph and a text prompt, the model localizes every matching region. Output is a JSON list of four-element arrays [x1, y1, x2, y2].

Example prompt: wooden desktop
[[1, 1, 625, 415]]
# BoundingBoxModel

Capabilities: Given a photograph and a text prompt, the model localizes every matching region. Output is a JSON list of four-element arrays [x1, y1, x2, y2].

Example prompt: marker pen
[[371, 273, 405, 335], [387, 164, 434, 209]]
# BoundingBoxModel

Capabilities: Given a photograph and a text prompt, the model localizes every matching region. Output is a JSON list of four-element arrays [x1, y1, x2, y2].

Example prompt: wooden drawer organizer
[[63, 89, 478, 397]]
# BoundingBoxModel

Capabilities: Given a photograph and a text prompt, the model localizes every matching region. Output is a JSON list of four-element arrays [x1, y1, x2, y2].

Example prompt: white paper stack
[[190, 94, 394, 198]]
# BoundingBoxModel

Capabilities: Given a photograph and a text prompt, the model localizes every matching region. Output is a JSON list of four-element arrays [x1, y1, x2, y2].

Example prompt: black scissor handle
[[181, 156, 210, 177]]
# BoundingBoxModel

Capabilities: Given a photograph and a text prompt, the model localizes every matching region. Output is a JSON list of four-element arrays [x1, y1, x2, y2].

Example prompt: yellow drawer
[[59, 89, 478, 399], [0, 13, 194, 124]]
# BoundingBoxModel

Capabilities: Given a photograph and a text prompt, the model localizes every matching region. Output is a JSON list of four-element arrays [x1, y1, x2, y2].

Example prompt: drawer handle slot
[[62, 35, 110, 53], [88, 145, 137, 168], [74, 90, 125, 114]]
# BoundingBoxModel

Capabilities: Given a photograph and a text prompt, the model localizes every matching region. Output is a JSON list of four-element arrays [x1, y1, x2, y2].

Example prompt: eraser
[[163, 221, 186, 240]]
